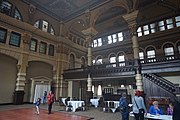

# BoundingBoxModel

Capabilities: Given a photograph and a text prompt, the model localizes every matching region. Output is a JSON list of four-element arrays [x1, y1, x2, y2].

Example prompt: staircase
[[143, 73, 180, 101]]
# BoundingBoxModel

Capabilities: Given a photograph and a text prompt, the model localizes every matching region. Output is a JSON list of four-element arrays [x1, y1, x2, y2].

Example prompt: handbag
[[134, 97, 144, 114]]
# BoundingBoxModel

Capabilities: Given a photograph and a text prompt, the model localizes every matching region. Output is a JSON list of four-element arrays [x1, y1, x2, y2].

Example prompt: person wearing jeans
[[132, 90, 147, 120]]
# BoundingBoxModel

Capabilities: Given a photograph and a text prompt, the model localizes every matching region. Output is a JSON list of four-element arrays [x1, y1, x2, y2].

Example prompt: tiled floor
[[0, 103, 128, 120], [0, 107, 89, 120]]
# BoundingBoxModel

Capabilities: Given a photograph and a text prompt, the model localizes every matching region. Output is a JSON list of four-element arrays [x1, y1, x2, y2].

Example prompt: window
[[39, 42, 47, 54], [118, 54, 125, 66], [112, 34, 117, 43], [92, 59, 95, 65], [108, 35, 112, 44], [139, 52, 144, 59], [143, 25, 149, 35], [9, 32, 21, 47], [150, 23, 156, 33], [166, 18, 174, 29], [50, 26, 55, 35], [42, 20, 48, 32], [30, 39, 37, 51], [158, 21, 165, 31], [147, 50, 155, 58], [14, 8, 22, 20], [93, 39, 97, 47], [137, 27, 142, 37], [96, 57, 102, 64], [0, 28, 7, 43], [164, 43, 174, 60], [0, 1, 12, 15], [110, 56, 116, 63], [97, 38, 102, 46], [48, 44, 54, 56], [175, 16, 180, 27], [164, 47, 174, 56], [118, 32, 123, 41], [34, 21, 40, 28], [147, 47, 156, 62], [139, 51, 144, 63]]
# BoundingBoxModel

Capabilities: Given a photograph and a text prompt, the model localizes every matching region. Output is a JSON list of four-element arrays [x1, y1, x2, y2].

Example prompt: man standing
[[47, 91, 55, 114]]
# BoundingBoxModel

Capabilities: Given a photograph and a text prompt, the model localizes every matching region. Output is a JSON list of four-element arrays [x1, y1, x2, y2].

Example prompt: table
[[129, 112, 172, 120], [90, 99, 99, 107], [67, 101, 85, 112], [106, 101, 119, 113]]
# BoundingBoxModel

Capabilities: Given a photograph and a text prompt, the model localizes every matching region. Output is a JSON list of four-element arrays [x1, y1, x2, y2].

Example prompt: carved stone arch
[[108, 52, 117, 63], [69, 52, 76, 69], [80, 56, 86, 67], [0, 49, 20, 60], [145, 45, 157, 52], [161, 42, 175, 50], [117, 51, 126, 61], [69, 52, 77, 60], [145, 45, 157, 58], [139, 47, 145, 53], [91, 1, 129, 28], [94, 55, 103, 64], [28, 59, 54, 67]]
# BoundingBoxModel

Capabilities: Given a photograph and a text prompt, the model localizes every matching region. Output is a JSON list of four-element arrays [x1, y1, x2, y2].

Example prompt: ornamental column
[[14, 33, 30, 104], [82, 27, 97, 92], [123, 10, 143, 91]]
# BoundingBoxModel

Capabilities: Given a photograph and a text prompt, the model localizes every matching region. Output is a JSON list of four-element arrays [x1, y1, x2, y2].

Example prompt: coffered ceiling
[[24, 0, 159, 21]]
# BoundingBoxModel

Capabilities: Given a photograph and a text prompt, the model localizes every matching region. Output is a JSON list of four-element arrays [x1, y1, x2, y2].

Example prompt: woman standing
[[47, 91, 55, 114], [132, 90, 147, 120]]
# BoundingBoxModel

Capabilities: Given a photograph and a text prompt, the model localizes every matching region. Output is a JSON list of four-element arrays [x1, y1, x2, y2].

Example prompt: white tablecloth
[[90, 99, 99, 107], [107, 101, 119, 108], [130, 112, 172, 120], [68, 101, 85, 112]]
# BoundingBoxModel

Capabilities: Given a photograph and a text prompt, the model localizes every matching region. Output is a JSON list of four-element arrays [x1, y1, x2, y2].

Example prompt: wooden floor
[[0, 108, 90, 120]]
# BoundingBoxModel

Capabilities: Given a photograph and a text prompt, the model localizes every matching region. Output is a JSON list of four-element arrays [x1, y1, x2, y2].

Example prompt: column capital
[[122, 10, 139, 26], [123, 10, 139, 36], [81, 27, 98, 43]]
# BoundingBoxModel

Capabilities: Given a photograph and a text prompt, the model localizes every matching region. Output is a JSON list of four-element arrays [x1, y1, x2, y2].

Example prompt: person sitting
[[65, 97, 72, 111], [149, 101, 163, 115], [167, 102, 174, 115]]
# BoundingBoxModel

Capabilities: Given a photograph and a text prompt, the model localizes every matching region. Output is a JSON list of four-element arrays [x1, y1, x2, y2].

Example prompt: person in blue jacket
[[119, 93, 129, 120], [35, 98, 41, 115], [149, 101, 163, 115]]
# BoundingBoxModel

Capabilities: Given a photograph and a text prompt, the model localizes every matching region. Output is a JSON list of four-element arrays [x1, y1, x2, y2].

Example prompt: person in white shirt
[[132, 90, 147, 120]]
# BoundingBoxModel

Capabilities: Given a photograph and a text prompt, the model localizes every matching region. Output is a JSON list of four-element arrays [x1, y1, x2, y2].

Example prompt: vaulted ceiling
[[24, 0, 158, 21]]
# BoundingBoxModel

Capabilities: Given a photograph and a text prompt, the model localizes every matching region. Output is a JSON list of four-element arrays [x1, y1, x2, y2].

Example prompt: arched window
[[163, 43, 174, 60], [81, 57, 86, 68], [108, 35, 112, 44], [146, 47, 156, 62], [96, 56, 103, 65], [118, 53, 125, 66], [97, 85, 102, 96], [0, 1, 12, 15], [139, 49, 144, 63], [69, 54, 75, 69], [109, 54, 116, 67], [14, 7, 22, 20], [34, 20, 55, 35], [0, 1, 23, 21]]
